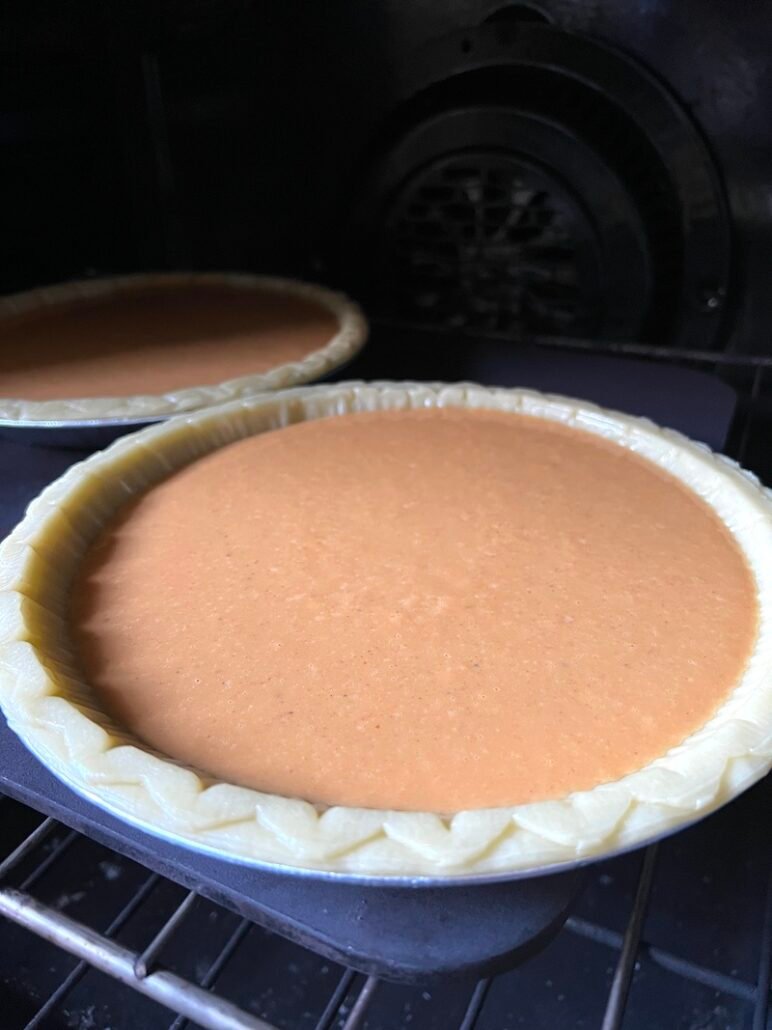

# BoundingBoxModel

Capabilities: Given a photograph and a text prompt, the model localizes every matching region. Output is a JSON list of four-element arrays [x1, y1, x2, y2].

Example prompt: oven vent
[[343, 24, 730, 349], [385, 152, 602, 336]]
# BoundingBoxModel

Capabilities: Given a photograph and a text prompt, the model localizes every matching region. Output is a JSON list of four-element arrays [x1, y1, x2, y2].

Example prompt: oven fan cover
[[345, 23, 730, 349]]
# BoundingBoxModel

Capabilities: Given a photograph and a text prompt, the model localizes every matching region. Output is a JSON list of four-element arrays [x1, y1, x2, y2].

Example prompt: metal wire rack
[[0, 335, 770, 1030], [0, 803, 769, 1029]]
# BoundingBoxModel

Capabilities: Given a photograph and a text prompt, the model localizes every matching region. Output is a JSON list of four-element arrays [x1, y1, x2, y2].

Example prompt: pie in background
[[0, 273, 366, 422]]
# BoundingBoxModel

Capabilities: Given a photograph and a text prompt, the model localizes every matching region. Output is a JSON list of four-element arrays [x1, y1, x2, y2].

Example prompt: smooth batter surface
[[0, 283, 338, 400], [72, 409, 758, 812]]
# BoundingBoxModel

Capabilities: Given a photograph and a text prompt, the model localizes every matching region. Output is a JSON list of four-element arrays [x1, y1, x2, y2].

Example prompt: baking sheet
[[0, 340, 738, 980]]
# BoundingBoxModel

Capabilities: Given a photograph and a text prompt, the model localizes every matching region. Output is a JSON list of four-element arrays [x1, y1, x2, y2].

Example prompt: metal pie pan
[[2, 379, 768, 886], [0, 272, 368, 447], [0, 415, 167, 450], [16, 738, 766, 889]]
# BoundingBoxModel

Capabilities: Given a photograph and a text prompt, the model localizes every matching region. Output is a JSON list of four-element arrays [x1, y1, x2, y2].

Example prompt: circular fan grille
[[341, 24, 731, 349], [385, 153, 601, 334]]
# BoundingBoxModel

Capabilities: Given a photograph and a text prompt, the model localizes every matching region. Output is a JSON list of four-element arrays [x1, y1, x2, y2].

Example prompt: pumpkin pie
[[0, 273, 366, 422], [0, 382, 770, 877]]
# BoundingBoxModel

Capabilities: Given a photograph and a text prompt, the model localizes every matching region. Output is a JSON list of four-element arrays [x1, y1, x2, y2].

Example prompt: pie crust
[[0, 273, 367, 423], [0, 381, 770, 878]]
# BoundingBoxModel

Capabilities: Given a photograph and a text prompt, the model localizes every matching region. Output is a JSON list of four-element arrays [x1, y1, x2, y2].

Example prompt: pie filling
[[0, 282, 339, 401], [71, 408, 758, 813]]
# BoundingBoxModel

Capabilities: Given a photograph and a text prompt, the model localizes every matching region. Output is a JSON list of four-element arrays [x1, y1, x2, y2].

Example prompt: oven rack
[[1, 335, 770, 1029], [1, 802, 769, 1030]]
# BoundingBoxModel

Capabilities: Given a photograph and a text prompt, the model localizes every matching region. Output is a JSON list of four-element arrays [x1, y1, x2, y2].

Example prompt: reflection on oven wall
[[2, 0, 771, 354]]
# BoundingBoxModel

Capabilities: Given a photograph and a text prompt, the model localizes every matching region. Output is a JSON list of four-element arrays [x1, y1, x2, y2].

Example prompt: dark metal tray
[[0, 339, 738, 983]]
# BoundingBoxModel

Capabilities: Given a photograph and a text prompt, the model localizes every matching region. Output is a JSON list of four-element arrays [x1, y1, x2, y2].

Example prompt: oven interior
[[1, 2, 771, 1028]]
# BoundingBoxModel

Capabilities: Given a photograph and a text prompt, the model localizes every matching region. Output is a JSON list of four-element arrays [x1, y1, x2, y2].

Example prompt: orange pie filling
[[71, 408, 758, 813], [0, 282, 339, 400]]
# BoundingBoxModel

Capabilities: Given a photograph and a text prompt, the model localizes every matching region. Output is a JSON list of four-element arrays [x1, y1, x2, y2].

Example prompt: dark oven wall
[[2, 0, 771, 353]]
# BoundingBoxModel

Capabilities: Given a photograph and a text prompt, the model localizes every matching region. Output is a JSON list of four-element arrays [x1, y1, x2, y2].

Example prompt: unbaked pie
[[0, 273, 366, 422], [0, 382, 770, 877]]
